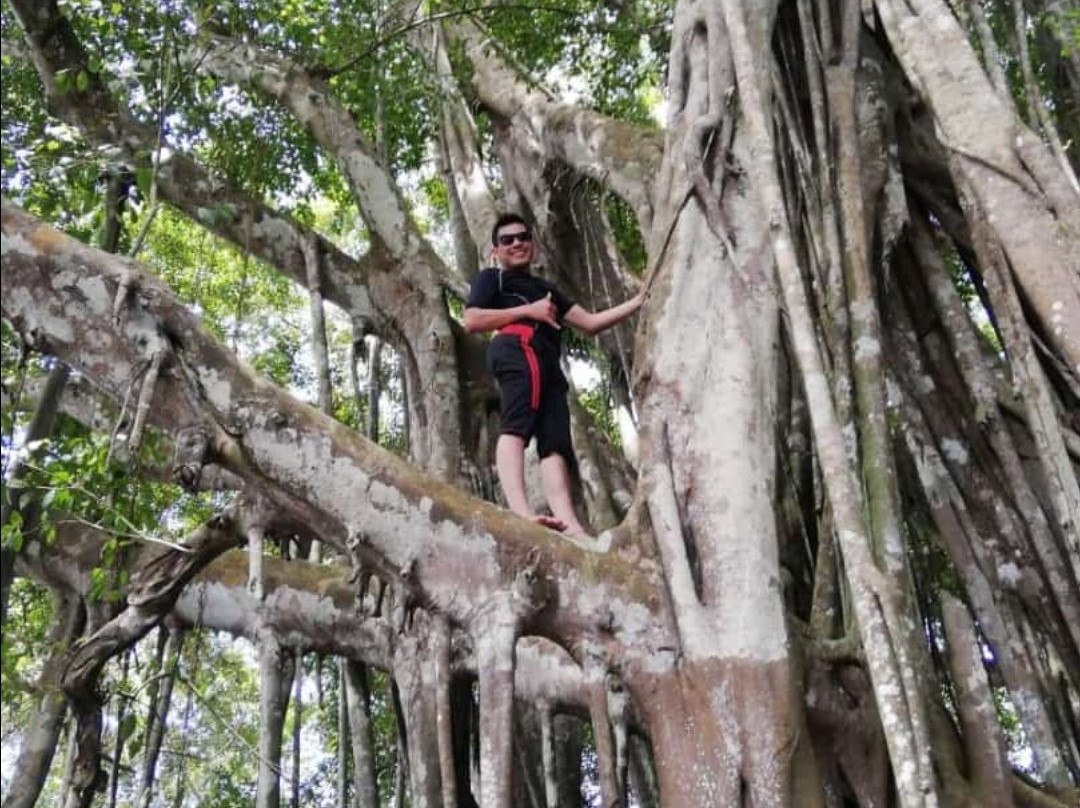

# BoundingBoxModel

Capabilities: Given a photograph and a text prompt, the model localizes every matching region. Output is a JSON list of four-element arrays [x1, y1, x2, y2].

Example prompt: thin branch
[[174, 671, 282, 776], [318, 3, 662, 78]]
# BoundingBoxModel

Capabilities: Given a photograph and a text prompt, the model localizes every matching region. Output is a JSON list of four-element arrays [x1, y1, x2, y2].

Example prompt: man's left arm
[[563, 292, 644, 337]]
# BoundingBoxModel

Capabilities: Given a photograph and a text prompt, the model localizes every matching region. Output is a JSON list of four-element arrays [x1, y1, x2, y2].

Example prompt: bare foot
[[532, 514, 567, 532]]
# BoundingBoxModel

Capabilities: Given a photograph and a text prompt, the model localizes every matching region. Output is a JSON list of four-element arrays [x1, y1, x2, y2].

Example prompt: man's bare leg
[[495, 434, 566, 530], [539, 453, 588, 536]]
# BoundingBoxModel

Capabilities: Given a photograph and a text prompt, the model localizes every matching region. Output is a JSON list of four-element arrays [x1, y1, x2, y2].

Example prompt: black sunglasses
[[496, 231, 533, 246]]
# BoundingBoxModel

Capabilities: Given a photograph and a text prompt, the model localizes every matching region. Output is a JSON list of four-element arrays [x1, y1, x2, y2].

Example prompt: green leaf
[[2, 516, 24, 553], [75, 70, 90, 93], [135, 167, 154, 196]]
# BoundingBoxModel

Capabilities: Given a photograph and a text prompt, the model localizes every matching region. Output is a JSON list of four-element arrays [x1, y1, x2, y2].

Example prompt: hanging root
[[588, 668, 625, 808], [644, 422, 704, 652], [392, 561, 418, 633], [684, 112, 734, 251], [111, 269, 134, 325], [940, 594, 1014, 808], [606, 670, 631, 797], [105, 371, 138, 466], [511, 547, 551, 620], [247, 523, 265, 601], [126, 348, 167, 460], [172, 425, 211, 490], [432, 616, 459, 808], [539, 702, 559, 808], [473, 600, 520, 808], [345, 529, 376, 611]]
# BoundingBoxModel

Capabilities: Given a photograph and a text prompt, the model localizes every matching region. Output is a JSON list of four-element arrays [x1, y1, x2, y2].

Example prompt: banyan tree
[[1, 0, 1078, 806]]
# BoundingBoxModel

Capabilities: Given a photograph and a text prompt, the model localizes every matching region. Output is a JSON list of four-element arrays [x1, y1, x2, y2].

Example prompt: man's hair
[[491, 212, 530, 245]]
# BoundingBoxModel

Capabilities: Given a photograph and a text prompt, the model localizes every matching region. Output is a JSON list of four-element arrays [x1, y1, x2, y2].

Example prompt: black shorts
[[488, 331, 573, 460]]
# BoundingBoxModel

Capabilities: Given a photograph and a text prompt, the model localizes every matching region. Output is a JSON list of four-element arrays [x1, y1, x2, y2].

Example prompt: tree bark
[[941, 594, 1016, 808], [256, 636, 291, 808], [343, 660, 380, 808], [135, 626, 185, 808], [874, 0, 1080, 374], [0, 364, 68, 624], [6, 0, 1080, 802], [189, 33, 465, 479], [1, 595, 84, 808]]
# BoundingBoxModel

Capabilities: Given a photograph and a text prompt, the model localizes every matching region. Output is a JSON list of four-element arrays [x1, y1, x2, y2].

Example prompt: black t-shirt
[[466, 267, 575, 353]]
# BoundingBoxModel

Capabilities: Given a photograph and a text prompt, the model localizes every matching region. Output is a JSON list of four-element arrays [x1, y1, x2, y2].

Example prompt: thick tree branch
[[16, 519, 593, 721], [445, 17, 662, 230], [187, 34, 433, 267], [7, 0, 385, 326], [183, 33, 477, 476], [1, 199, 668, 660]]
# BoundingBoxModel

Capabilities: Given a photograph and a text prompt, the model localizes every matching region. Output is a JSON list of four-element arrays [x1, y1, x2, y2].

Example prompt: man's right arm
[[463, 294, 561, 334]]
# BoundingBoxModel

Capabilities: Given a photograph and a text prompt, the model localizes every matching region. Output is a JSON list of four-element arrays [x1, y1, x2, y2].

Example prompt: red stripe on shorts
[[497, 323, 541, 410]]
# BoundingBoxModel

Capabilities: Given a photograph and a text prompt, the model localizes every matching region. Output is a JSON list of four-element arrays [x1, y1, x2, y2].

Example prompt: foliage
[[574, 360, 623, 449], [8, 424, 218, 602], [81, 630, 266, 807], [3, 0, 1079, 802], [472, 0, 669, 122], [0, 580, 58, 735], [940, 239, 1003, 354], [605, 192, 647, 273]]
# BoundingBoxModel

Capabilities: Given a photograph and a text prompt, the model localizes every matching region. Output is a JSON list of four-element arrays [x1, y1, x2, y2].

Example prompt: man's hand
[[563, 289, 644, 336], [527, 293, 561, 329]]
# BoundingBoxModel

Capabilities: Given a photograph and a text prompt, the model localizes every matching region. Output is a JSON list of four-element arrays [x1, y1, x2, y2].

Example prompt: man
[[464, 213, 643, 535]]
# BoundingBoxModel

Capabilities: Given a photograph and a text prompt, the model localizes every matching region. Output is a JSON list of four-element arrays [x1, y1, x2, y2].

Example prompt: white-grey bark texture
[[3, 0, 1080, 805]]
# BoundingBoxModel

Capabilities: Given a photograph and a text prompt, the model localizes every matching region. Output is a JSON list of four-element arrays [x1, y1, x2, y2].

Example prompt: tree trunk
[[1, 595, 83, 808], [941, 594, 1016, 808], [106, 651, 132, 808], [291, 652, 304, 808], [257, 636, 292, 808], [5, 0, 1080, 804], [135, 626, 185, 808], [344, 660, 380, 808], [0, 364, 68, 624]]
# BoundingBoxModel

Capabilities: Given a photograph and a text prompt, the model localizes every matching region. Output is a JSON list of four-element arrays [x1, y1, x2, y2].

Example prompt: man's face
[[493, 223, 534, 270]]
